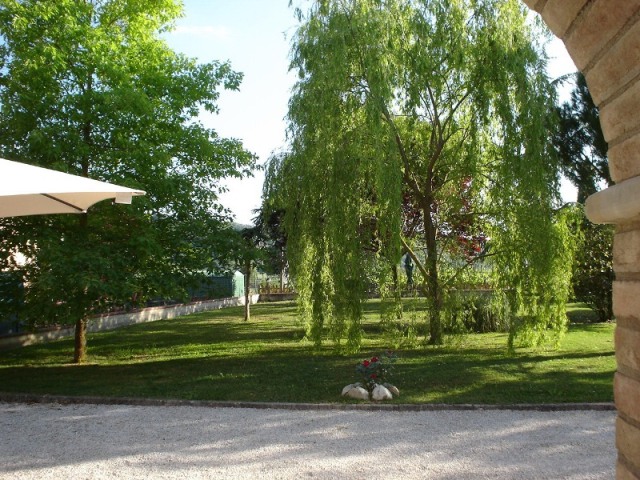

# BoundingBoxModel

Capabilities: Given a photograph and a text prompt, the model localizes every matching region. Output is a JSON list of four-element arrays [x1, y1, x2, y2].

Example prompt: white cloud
[[173, 25, 231, 40]]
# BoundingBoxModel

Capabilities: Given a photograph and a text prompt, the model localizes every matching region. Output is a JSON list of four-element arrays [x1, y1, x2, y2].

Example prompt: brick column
[[524, 1, 640, 478]]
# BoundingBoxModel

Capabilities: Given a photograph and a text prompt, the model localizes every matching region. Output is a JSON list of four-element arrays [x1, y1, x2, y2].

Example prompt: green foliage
[[269, 0, 575, 352], [493, 204, 581, 350], [0, 270, 23, 330], [253, 205, 288, 281], [0, 0, 256, 359], [554, 73, 610, 203], [444, 290, 510, 334], [572, 221, 614, 322], [552, 73, 612, 323]]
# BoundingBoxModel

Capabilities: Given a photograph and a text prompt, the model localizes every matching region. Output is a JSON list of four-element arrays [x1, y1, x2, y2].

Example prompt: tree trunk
[[74, 316, 87, 363], [74, 72, 92, 363], [391, 264, 399, 292], [244, 260, 251, 321], [423, 207, 443, 345], [391, 264, 402, 318]]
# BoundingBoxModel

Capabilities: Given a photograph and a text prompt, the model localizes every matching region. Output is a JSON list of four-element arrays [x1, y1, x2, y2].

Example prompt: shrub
[[572, 222, 614, 322]]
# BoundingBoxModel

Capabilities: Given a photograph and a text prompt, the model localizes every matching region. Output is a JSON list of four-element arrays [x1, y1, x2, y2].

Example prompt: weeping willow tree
[[269, 0, 576, 351]]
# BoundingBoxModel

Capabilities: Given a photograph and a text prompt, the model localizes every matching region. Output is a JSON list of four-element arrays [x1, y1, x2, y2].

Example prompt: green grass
[[0, 301, 616, 404], [566, 302, 602, 323]]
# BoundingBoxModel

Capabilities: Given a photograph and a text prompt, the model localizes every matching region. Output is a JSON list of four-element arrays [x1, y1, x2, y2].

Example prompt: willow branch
[[441, 251, 498, 290]]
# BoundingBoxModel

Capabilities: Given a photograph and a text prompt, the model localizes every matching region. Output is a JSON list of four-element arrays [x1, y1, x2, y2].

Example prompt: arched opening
[[524, 1, 640, 478]]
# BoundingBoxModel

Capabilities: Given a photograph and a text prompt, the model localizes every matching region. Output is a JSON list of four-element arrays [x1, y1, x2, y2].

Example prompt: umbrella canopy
[[0, 158, 145, 217]]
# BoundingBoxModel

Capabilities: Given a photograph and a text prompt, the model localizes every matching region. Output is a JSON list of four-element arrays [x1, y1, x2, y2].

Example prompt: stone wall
[[524, 1, 640, 478]]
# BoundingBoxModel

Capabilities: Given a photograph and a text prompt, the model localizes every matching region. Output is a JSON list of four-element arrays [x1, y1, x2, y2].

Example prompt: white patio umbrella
[[0, 158, 145, 217]]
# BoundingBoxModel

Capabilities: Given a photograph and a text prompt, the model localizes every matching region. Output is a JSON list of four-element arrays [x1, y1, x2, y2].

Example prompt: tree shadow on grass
[[395, 348, 615, 404], [0, 351, 349, 403], [0, 346, 615, 404]]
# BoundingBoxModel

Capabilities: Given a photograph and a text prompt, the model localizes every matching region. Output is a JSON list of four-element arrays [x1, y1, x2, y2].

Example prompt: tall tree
[[254, 207, 288, 290], [572, 221, 614, 322], [271, 0, 575, 350], [554, 72, 613, 321], [554, 72, 610, 203], [233, 225, 263, 322], [258, 153, 291, 290], [0, 0, 256, 362]]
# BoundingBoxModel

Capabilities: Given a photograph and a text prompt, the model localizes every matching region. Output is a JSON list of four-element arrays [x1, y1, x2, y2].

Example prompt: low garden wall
[[258, 292, 297, 302], [0, 294, 260, 350]]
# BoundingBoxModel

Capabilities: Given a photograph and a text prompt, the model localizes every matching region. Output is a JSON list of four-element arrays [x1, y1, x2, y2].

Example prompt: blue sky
[[165, 1, 577, 224], [164, 0, 298, 225]]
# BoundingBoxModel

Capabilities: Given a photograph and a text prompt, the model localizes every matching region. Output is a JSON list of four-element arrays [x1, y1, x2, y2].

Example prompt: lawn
[[0, 301, 615, 404]]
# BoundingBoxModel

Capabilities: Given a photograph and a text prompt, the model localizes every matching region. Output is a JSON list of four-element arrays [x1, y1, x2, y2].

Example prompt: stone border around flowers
[[0, 392, 616, 412]]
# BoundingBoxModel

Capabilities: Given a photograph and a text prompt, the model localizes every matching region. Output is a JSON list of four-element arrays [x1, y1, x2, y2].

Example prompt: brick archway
[[525, 1, 640, 478]]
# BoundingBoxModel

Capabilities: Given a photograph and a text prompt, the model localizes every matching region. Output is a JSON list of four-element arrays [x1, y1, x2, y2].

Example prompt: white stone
[[345, 386, 370, 400], [341, 383, 364, 396], [341, 384, 356, 396], [384, 383, 400, 397], [372, 384, 393, 401]]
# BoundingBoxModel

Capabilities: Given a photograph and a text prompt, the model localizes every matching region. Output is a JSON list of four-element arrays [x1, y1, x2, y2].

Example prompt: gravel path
[[0, 402, 616, 479]]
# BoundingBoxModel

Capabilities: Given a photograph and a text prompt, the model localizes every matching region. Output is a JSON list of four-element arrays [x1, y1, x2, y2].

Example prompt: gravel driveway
[[0, 401, 616, 479]]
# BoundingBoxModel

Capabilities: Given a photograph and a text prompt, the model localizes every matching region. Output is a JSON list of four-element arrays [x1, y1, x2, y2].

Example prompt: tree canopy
[[0, 0, 256, 361], [554, 72, 610, 203], [266, 0, 576, 351]]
